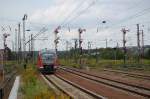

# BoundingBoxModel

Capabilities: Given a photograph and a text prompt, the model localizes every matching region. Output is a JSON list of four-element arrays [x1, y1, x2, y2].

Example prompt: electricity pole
[[105, 38, 108, 48], [96, 47, 98, 63], [121, 28, 129, 66], [15, 29, 18, 60], [141, 30, 144, 58], [30, 34, 34, 62], [12, 41, 14, 51], [28, 35, 31, 53], [72, 39, 78, 63], [66, 40, 69, 52], [72, 39, 78, 49], [88, 41, 92, 55], [65, 40, 69, 61], [137, 24, 140, 63], [117, 42, 119, 48], [30, 34, 33, 56], [18, 23, 21, 62]]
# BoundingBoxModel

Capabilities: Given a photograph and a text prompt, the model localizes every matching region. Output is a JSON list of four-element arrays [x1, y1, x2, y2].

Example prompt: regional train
[[37, 49, 58, 73]]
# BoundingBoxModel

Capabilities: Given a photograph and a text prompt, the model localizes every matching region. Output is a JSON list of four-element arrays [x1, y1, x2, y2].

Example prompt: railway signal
[[2, 32, 10, 82], [78, 28, 86, 66], [78, 28, 86, 54], [54, 26, 61, 55], [121, 28, 129, 67], [3, 33, 10, 48], [54, 37, 60, 44]]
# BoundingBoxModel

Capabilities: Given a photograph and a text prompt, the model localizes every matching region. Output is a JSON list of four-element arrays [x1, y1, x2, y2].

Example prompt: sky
[[0, 0, 150, 51]]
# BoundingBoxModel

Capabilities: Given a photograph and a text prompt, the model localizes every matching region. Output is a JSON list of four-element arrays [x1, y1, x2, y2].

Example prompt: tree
[[145, 48, 150, 59]]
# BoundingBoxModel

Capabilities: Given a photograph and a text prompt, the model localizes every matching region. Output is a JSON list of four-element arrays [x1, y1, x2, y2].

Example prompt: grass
[[3, 61, 18, 74], [60, 58, 150, 74], [19, 63, 70, 99]]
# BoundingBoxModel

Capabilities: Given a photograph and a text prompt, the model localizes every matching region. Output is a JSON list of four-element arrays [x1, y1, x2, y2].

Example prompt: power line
[[60, 0, 87, 26], [25, 27, 48, 45], [62, 1, 95, 27], [102, 7, 150, 31]]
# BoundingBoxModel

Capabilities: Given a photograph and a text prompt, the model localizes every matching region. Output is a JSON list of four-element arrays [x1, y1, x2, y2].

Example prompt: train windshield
[[42, 53, 55, 60]]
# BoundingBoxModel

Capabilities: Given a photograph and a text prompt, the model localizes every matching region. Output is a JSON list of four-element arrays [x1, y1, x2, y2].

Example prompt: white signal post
[[121, 28, 129, 66], [54, 26, 61, 55], [78, 28, 86, 67]]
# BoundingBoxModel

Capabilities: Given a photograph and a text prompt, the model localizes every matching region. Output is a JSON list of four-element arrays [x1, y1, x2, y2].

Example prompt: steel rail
[[103, 69, 150, 80], [60, 67, 150, 98], [55, 74, 106, 99], [42, 74, 74, 99]]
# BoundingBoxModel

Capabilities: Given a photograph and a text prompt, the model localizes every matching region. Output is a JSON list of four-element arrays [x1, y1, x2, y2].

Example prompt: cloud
[[6, 0, 150, 50], [29, 0, 80, 25]]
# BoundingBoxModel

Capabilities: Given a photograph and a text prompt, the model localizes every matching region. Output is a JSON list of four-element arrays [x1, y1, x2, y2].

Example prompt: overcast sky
[[0, 0, 150, 51]]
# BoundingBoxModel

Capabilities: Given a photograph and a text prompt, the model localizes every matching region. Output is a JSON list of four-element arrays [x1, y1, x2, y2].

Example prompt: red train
[[37, 49, 58, 73]]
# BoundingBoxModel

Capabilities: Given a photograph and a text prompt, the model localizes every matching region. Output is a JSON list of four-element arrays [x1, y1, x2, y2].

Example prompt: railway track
[[59, 67, 150, 98], [103, 69, 150, 80], [41, 74, 73, 98], [41, 74, 105, 99], [55, 74, 105, 99]]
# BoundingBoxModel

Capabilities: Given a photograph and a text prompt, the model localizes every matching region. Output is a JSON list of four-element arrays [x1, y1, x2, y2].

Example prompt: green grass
[[1, 60, 18, 74], [19, 63, 70, 99], [60, 58, 150, 73]]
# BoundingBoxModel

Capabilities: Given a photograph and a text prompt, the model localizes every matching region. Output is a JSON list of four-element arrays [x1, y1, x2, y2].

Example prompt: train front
[[38, 50, 56, 74]]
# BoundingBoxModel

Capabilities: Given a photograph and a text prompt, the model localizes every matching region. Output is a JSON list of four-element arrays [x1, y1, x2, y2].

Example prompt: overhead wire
[[102, 7, 150, 31], [39, 0, 88, 46], [1, 1, 150, 50], [61, 0, 96, 28], [41, 0, 150, 49], [60, 0, 87, 26]]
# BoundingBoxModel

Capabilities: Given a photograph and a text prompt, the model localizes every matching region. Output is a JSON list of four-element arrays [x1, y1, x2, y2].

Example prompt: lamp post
[[97, 20, 106, 32], [25, 29, 31, 52], [22, 14, 27, 62]]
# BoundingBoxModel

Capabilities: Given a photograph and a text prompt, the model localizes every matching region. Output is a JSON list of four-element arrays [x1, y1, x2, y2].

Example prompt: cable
[[60, 0, 87, 26], [103, 7, 150, 31], [62, 0, 95, 27]]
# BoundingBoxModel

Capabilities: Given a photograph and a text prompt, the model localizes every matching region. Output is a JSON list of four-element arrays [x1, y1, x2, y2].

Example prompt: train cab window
[[42, 54, 55, 60]]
